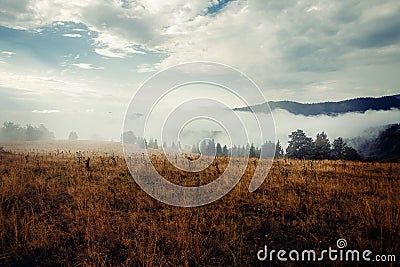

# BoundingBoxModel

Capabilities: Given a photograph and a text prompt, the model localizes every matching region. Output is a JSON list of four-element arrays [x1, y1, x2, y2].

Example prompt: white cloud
[[0, 0, 399, 102], [63, 33, 82, 38], [136, 63, 158, 73], [92, 32, 146, 58], [72, 63, 104, 70], [0, 0, 91, 29], [2, 51, 16, 56], [0, 70, 96, 98], [32, 109, 60, 113], [0, 71, 59, 92], [143, 0, 281, 83], [306, 5, 322, 12]]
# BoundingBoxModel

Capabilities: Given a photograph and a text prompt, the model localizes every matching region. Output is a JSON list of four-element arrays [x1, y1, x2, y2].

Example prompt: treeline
[[286, 129, 360, 160], [189, 139, 284, 158], [122, 131, 282, 158], [357, 124, 400, 161], [190, 130, 360, 160], [123, 129, 360, 160], [122, 131, 161, 149], [0, 122, 54, 142]]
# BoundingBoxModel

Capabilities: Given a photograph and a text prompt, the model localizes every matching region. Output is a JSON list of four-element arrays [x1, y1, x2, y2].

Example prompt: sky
[[0, 0, 399, 141]]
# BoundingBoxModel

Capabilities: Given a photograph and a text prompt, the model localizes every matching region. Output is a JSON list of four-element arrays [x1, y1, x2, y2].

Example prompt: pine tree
[[216, 143, 223, 156], [68, 131, 78, 141], [249, 143, 258, 158], [286, 129, 314, 159], [154, 139, 159, 149], [314, 132, 331, 159], [222, 145, 229, 157], [332, 137, 346, 159], [275, 140, 284, 158]]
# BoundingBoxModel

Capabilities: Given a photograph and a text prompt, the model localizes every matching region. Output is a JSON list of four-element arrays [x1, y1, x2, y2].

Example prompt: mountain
[[233, 94, 400, 116]]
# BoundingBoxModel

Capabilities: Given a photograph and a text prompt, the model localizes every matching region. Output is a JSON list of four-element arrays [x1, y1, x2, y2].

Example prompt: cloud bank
[[0, 0, 399, 101]]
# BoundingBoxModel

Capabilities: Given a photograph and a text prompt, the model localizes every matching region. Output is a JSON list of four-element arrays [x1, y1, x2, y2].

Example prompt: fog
[[125, 105, 400, 150], [2, 105, 399, 152], [272, 108, 400, 149]]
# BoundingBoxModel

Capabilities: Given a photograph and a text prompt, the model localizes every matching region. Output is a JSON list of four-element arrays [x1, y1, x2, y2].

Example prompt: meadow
[[0, 141, 399, 266]]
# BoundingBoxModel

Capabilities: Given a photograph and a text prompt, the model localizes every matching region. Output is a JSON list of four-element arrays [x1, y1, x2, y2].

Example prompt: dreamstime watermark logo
[[336, 238, 347, 249], [122, 62, 276, 207], [257, 238, 396, 263]]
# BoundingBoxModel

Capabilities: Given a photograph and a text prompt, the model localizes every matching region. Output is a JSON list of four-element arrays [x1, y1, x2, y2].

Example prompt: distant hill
[[233, 94, 400, 116]]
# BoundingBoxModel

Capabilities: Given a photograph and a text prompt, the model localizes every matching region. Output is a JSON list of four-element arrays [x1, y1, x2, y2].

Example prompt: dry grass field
[[0, 141, 399, 266]]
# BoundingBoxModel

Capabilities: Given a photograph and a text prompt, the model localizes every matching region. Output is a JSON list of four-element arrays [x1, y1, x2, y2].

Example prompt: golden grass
[[0, 145, 399, 266]]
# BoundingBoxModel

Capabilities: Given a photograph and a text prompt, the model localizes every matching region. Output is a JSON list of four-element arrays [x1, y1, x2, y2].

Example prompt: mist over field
[[272, 108, 400, 148], [1, 106, 399, 151], [157, 107, 400, 149]]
